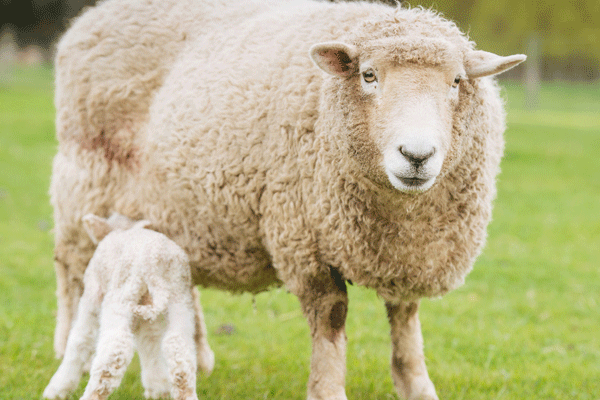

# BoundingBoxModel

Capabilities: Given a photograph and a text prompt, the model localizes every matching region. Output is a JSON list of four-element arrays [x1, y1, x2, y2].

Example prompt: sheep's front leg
[[298, 268, 348, 400], [386, 301, 438, 400]]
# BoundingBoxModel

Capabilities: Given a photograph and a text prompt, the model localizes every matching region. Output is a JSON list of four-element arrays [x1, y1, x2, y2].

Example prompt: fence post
[[0, 27, 18, 86], [525, 32, 541, 110]]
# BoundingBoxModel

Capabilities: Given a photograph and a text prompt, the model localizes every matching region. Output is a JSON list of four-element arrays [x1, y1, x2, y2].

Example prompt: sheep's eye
[[362, 69, 377, 83], [452, 75, 461, 88]]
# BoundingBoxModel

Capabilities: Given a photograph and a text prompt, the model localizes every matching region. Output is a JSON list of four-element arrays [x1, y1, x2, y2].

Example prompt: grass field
[[1, 66, 599, 399]]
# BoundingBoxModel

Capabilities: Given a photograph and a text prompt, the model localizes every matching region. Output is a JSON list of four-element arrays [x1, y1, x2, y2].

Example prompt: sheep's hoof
[[406, 388, 439, 400], [306, 394, 347, 400], [197, 347, 215, 375]]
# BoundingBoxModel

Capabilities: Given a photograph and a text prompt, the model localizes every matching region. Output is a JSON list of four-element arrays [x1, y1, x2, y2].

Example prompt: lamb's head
[[310, 35, 525, 193], [82, 213, 152, 244]]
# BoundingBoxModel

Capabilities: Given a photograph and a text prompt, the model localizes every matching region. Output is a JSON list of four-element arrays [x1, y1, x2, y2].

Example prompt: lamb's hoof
[[409, 395, 439, 400], [144, 388, 170, 399], [42, 384, 70, 400]]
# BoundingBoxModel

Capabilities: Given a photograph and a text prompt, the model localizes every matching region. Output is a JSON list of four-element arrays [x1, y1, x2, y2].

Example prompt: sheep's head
[[310, 37, 525, 193]]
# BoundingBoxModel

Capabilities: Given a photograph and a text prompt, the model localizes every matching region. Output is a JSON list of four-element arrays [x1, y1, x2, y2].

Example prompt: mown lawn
[[0, 67, 599, 399]]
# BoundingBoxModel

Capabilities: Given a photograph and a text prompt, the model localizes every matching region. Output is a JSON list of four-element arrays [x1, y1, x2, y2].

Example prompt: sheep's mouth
[[397, 176, 428, 187], [385, 168, 436, 193]]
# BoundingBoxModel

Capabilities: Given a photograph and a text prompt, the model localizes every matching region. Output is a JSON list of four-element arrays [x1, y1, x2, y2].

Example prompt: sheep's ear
[[82, 214, 113, 244], [465, 50, 526, 79], [310, 42, 359, 78]]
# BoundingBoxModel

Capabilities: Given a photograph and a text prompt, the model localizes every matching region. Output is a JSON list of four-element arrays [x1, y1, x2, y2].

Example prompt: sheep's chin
[[385, 171, 436, 193]]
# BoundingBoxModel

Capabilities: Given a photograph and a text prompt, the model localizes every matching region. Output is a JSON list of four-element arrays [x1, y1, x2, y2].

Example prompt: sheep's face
[[310, 40, 525, 193], [360, 62, 461, 192]]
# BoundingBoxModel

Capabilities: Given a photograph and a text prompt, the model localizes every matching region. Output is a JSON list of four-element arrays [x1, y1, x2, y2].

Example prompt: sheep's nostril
[[399, 146, 435, 166]]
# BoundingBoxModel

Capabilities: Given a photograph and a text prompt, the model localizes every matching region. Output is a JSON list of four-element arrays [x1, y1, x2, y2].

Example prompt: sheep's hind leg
[[80, 298, 136, 400], [192, 286, 215, 375], [386, 301, 438, 400], [52, 242, 89, 358], [297, 267, 349, 400]]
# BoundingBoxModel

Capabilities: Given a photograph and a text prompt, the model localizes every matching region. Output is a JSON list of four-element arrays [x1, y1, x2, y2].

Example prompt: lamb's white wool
[[43, 214, 208, 400], [50, 0, 525, 398]]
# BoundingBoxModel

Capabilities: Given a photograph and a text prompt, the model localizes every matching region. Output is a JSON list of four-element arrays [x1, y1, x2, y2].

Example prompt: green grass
[[1, 67, 599, 399]]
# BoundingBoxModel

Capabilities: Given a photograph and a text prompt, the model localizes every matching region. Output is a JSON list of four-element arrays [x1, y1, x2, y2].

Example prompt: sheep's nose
[[399, 145, 435, 166]]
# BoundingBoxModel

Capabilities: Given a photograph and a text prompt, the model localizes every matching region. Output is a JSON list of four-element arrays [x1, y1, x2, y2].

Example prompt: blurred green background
[[1, 0, 599, 81], [1, 0, 599, 399]]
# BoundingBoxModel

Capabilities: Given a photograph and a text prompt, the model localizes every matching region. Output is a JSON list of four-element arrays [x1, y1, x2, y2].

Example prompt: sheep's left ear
[[465, 50, 526, 79], [310, 42, 358, 78], [82, 214, 113, 244]]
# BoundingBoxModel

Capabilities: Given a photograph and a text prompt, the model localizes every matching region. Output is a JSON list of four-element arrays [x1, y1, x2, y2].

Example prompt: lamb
[[43, 214, 209, 400], [49, 0, 525, 399]]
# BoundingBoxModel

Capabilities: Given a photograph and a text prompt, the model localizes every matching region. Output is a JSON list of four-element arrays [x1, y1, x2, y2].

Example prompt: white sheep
[[43, 214, 207, 400], [50, 1, 525, 399]]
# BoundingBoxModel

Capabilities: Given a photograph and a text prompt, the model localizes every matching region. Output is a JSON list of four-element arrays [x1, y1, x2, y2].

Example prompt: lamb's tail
[[133, 281, 170, 321]]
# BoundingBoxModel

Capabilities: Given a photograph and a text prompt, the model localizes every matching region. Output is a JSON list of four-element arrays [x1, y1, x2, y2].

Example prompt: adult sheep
[[50, 0, 525, 399]]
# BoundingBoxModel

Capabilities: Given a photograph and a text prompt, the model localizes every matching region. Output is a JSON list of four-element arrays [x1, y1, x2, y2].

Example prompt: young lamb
[[50, 0, 525, 399], [43, 214, 204, 400]]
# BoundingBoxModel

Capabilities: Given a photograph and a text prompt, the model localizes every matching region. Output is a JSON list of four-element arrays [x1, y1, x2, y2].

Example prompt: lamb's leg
[[136, 318, 170, 399], [386, 301, 438, 400], [297, 268, 348, 400], [191, 286, 214, 375], [43, 287, 100, 399], [80, 298, 135, 400], [162, 298, 198, 400]]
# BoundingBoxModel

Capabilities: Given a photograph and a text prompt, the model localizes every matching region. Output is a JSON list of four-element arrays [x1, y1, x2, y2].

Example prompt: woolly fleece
[[51, 0, 517, 397]]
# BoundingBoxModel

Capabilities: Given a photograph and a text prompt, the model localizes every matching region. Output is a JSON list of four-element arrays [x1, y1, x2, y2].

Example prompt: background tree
[[1, 0, 598, 80]]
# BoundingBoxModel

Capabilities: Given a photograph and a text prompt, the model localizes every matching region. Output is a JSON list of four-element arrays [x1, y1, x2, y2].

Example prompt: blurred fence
[[1, 0, 598, 81]]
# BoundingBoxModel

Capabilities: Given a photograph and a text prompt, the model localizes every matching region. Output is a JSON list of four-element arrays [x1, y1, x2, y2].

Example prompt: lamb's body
[[51, 0, 523, 398], [44, 216, 203, 400]]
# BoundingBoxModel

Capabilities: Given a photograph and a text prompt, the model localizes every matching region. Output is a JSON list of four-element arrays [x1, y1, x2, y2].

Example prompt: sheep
[[49, 0, 525, 399], [43, 214, 207, 400]]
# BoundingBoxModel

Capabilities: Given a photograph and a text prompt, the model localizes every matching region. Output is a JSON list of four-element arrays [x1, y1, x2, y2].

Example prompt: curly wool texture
[[51, 0, 505, 310]]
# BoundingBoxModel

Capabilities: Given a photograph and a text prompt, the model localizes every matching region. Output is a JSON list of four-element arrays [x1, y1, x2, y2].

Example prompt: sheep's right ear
[[465, 50, 526, 79], [82, 214, 113, 244], [310, 42, 358, 78]]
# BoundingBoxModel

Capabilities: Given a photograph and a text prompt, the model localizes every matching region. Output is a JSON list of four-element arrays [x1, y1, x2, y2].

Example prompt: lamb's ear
[[465, 50, 526, 79], [132, 220, 152, 230], [82, 214, 113, 244], [310, 42, 358, 78]]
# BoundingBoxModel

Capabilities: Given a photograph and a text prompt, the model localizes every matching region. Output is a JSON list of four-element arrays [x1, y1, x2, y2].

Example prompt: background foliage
[[1, 0, 599, 80]]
